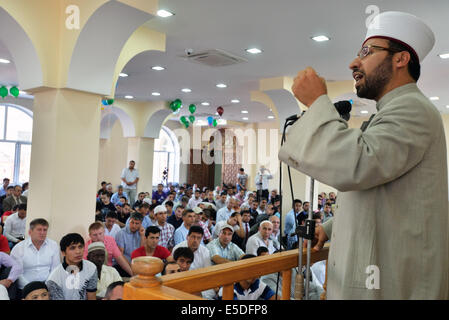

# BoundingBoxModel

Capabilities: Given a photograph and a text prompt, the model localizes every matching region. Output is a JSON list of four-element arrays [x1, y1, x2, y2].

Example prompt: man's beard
[[356, 55, 393, 100]]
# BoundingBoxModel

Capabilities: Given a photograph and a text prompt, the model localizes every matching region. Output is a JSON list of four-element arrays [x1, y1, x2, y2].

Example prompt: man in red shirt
[[0, 233, 9, 254], [131, 226, 174, 262]]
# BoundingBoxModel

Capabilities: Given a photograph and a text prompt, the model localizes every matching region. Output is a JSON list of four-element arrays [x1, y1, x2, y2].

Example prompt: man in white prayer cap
[[279, 11, 448, 299]]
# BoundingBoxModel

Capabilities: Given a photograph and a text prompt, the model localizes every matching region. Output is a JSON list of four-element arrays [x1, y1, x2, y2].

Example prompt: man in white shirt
[[216, 197, 237, 223], [120, 160, 139, 207], [172, 226, 211, 270], [4, 203, 27, 248], [104, 212, 121, 239], [188, 189, 203, 210], [269, 215, 281, 251], [10, 218, 60, 291], [257, 198, 268, 215], [246, 220, 276, 256], [254, 166, 273, 202]]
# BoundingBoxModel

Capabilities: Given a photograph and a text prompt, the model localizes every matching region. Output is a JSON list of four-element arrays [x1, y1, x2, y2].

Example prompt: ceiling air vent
[[182, 49, 247, 67]]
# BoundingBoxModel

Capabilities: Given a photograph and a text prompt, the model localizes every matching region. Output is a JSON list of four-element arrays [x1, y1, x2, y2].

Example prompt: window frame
[[0, 103, 33, 184]]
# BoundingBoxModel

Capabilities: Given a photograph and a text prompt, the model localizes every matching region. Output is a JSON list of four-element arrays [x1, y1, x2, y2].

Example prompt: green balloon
[[0, 86, 7, 99], [180, 116, 187, 124], [170, 101, 178, 111], [189, 115, 195, 123], [107, 99, 114, 105], [213, 119, 218, 127], [9, 86, 19, 98], [188, 104, 196, 114], [174, 99, 182, 109], [184, 122, 190, 128]]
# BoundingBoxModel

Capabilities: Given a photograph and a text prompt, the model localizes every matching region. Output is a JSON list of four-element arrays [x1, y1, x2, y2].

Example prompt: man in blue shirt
[[0, 178, 10, 197], [110, 186, 129, 206], [152, 184, 167, 205], [115, 212, 145, 263], [284, 199, 307, 249], [173, 209, 196, 245]]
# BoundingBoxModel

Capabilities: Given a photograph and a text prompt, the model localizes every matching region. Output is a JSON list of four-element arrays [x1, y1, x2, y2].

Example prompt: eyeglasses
[[357, 45, 401, 59]]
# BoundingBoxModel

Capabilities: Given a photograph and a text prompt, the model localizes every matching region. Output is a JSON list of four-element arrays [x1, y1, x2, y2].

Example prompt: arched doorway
[[152, 126, 180, 186]]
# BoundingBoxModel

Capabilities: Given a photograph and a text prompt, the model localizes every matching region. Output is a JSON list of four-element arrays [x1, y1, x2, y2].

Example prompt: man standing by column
[[121, 160, 139, 208], [254, 166, 272, 203]]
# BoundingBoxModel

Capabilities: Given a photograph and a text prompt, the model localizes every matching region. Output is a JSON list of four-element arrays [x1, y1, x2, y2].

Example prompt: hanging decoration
[[0, 86, 8, 99], [180, 115, 190, 128], [207, 116, 214, 126], [213, 119, 218, 127], [188, 104, 196, 114], [101, 98, 114, 106], [9, 86, 19, 98], [189, 115, 195, 124]]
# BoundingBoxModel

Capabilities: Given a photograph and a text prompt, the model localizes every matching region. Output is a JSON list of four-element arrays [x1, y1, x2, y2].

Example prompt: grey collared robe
[[279, 83, 448, 299]]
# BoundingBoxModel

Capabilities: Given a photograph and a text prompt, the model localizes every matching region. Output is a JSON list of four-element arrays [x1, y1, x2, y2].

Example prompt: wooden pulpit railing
[[123, 245, 329, 300]]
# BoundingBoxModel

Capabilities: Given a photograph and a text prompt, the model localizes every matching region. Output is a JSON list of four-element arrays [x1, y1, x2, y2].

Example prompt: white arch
[[100, 106, 136, 139], [67, 1, 155, 95], [144, 109, 172, 138], [0, 8, 43, 90]]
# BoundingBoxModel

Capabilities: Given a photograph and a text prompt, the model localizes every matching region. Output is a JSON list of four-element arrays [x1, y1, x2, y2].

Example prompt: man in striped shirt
[[153, 205, 174, 251]]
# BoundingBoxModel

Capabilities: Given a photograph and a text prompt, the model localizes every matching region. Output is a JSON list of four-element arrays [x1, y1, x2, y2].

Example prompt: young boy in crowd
[[46, 233, 97, 300]]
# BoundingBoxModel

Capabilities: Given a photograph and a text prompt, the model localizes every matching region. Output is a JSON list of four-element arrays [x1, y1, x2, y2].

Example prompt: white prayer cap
[[364, 11, 435, 62], [154, 205, 167, 214]]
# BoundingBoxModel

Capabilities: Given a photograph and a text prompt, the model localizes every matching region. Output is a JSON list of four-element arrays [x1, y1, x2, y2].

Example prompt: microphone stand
[[278, 111, 317, 300], [279, 111, 316, 300]]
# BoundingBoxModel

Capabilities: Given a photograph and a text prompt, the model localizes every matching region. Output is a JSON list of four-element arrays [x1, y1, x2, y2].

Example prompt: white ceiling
[[1, 0, 448, 124]]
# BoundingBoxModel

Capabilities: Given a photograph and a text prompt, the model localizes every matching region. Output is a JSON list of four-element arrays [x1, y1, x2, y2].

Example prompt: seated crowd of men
[[0, 179, 335, 300]]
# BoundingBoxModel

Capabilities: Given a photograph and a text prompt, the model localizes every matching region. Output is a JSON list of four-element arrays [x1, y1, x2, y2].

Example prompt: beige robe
[[279, 83, 449, 299]]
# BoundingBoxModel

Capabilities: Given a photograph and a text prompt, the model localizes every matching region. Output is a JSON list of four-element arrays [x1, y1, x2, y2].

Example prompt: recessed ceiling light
[[446, 105, 449, 109], [152, 92, 161, 96], [119, 73, 128, 77], [181, 88, 192, 93], [157, 9, 174, 18], [242, 117, 249, 121], [216, 83, 227, 88], [201, 102, 210, 106], [0, 58, 10, 64], [124, 95, 134, 99], [361, 110, 369, 114], [267, 116, 275, 119], [231, 99, 240, 103], [430, 97, 439, 101], [246, 48, 262, 54], [439, 53, 449, 59], [311, 35, 330, 42], [241, 110, 248, 114], [151, 66, 165, 71]]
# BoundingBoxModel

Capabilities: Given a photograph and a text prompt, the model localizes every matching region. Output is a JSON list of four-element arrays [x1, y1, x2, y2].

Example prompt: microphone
[[286, 100, 352, 123], [334, 100, 352, 121]]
